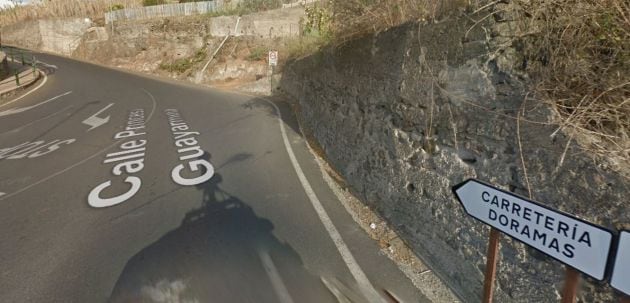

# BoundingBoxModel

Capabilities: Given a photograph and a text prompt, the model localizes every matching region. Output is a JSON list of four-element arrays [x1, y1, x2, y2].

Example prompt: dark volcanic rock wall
[[280, 16, 629, 302]]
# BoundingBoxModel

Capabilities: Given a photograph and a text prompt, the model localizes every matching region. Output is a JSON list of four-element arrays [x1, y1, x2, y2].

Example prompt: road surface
[[0, 51, 429, 303]]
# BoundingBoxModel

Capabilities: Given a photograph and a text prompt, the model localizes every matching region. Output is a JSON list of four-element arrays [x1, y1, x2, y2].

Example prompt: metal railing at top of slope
[[105, 0, 316, 24], [104, 1, 222, 24], [0, 47, 39, 87]]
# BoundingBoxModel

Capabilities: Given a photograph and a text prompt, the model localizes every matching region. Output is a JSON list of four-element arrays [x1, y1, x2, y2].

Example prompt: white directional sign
[[611, 231, 630, 296], [268, 50, 278, 66], [452, 179, 613, 280]]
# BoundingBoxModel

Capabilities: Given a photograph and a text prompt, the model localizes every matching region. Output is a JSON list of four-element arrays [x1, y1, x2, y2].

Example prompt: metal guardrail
[[0, 47, 38, 87], [105, 1, 221, 24]]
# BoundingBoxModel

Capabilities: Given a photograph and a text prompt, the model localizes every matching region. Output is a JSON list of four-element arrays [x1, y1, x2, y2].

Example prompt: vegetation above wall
[[303, 0, 629, 174], [0, 0, 142, 26]]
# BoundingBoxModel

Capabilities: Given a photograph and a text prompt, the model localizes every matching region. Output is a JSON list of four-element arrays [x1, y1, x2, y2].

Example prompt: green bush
[[110, 4, 125, 11], [247, 46, 268, 61], [142, 0, 166, 7], [207, 0, 283, 17], [302, 5, 332, 39], [159, 49, 207, 74], [238, 0, 282, 12]]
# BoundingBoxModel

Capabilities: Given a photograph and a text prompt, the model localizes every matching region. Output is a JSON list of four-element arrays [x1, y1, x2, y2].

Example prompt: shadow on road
[[241, 95, 304, 140], [108, 153, 334, 303]]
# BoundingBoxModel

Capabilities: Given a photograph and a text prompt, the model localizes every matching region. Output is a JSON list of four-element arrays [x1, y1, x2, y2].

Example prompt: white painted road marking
[[82, 103, 114, 131], [0, 91, 72, 117], [88, 109, 148, 208], [258, 249, 295, 303], [0, 89, 157, 203], [0, 139, 76, 160], [261, 98, 385, 303], [0, 192, 4, 197]]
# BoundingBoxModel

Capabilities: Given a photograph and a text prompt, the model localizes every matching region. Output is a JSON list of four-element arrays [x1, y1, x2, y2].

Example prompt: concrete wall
[[280, 15, 629, 303], [39, 19, 92, 55], [2, 18, 91, 56], [2, 20, 42, 50]]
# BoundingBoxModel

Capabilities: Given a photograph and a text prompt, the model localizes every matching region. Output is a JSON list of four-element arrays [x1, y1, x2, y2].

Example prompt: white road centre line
[[258, 249, 295, 303], [0, 91, 72, 117], [82, 103, 114, 131], [261, 98, 385, 303], [0, 89, 157, 202]]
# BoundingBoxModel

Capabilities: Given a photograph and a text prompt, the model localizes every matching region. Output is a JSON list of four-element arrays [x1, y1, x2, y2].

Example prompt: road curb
[[0, 71, 41, 96], [0, 68, 43, 103]]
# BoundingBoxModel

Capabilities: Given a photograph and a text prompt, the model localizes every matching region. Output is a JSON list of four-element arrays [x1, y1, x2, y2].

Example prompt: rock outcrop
[[280, 16, 629, 302]]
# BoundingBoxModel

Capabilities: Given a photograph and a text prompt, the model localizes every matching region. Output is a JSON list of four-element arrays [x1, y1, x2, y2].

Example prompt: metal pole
[[21, 53, 24, 65], [14, 71, 19, 86], [561, 268, 580, 303], [270, 65, 274, 92], [109, 0, 114, 35], [483, 228, 500, 303]]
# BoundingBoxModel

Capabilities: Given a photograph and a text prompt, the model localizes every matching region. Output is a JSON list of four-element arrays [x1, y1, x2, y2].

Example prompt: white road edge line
[[258, 249, 295, 303], [0, 66, 48, 109], [0, 91, 72, 117], [261, 98, 385, 303]]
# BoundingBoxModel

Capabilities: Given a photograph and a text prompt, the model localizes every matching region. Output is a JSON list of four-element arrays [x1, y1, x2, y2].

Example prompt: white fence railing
[[105, 1, 223, 24]]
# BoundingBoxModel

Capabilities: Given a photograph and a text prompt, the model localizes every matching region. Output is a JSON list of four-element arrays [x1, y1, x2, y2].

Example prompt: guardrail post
[[21, 53, 24, 65], [14, 70, 20, 86]]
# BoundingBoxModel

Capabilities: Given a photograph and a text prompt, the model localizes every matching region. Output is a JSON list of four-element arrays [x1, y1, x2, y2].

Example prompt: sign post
[[483, 228, 500, 303], [268, 50, 278, 92], [611, 231, 630, 302], [452, 179, 614, 301], [561, 267, 580, 303]]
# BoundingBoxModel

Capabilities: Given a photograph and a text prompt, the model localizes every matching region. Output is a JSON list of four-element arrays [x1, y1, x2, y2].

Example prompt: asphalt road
[[0, 51, 429, 303]]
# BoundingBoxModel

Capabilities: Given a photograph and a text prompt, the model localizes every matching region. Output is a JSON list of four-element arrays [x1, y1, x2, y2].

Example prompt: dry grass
[[0, 0, 142, 27], [325, 0, 629, 170], [511, 0, 630, 169]]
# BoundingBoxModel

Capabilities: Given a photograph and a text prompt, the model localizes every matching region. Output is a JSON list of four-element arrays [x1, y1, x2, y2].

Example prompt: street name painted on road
[[88, 109, 147, 208], [164, 109, 214, 186], [452, 179, 613, 280], [0, 139, 76, 160], [611, 230, 630, 296], [88, 109, 216, 208]]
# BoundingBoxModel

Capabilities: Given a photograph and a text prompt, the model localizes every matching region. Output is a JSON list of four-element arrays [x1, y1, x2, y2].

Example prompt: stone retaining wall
[[279, 16, 629, 302]]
